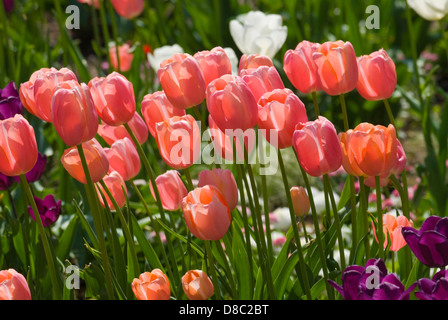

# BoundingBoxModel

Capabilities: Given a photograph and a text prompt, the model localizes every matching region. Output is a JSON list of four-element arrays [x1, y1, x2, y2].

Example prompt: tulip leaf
[[56, 215, 79, 261], [337, 175, 351, 211], [231, 223, 252, 300]]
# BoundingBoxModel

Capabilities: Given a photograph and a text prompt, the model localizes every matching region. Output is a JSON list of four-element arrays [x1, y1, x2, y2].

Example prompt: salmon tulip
[[150, 170, 188, 211], [357, 49, 397, 101], [0, 269, 31, 300], [257, 88, 307, 149], [293, 116, 343, 177], [238, 54, 273, 75], [182, 185, 231, 240], [290, 186, 310, 217], [132, 269, 171, 300], [61, 138, 109, 184], [0, 114, 38, 177], [96, 171, 128, 209], [198, 168, 239, 211], [19, 67, 78, 122], [312, 40, 358, 96], [51, 80, 99, 146], [182, 270, 214, 300], [109, 43, 134, 72], [193, 46, 233, 86], [158, 53, 206, 109], [104, 137, 141, 181], [89, 72, 136, 126], [373, 214, 413, 252], [240, 65, 285, 102], [97, 112, 148, 146], [110, 0, 144, 19]]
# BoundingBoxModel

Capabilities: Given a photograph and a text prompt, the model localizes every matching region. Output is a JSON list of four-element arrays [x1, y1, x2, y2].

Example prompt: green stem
[[383, 99, 395, 127], [19, 175, 62, 300], [339, 94, 349, 131], [107, 0, 121, 72], [375, 176, 385, 260], [205, 240, 221, 300], [348, 175, 358, 261], [359, 177, 371, 260], [312, 91, 320, 118]]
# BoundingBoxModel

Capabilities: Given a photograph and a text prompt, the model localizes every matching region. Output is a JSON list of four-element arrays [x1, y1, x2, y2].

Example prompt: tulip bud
[[104, 137, 141, 181], [290, 186, 310, 217], [193, 47, 233, 86], [28, 194, 62, 227], [132, 269, 171, 300], [110, 0, 144, 19], [109, 43, 134, 72], [149, 170, 188, 211], [182, 270, 214, 300], [0, 81, 24, 120]]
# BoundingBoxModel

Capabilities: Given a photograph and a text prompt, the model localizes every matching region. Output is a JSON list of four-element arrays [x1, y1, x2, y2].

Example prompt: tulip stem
[[278, 150, 312, 300], [339, 94, 349, 131], [19, 174, 62, 300], [204, 240, 221, 300], [312, 91, 320, 118], [383, 99, 395, 127], [358, 177, 371, 260], [375, 176, 385, 260], [76, 144, 115, 299]]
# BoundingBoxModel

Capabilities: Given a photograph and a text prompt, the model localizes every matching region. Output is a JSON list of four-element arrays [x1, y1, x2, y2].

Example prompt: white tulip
[[229, 10, 287, 58], [223, 47, 239, 75], [147, 44, 184, 72], [407, 0, 448, 21]]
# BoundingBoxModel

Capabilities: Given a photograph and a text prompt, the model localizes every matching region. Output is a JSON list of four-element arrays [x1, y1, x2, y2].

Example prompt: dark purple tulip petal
[[435, 218, 448, 237], [0, 81, 19, 99], [2, 0, 14, 13], [0, 81, 23, 120], [420, 216, 442, 233], [419, 231, 448, 267], [28, 194, 61, 227], [416, 269, 448, 300], [432, 278, 448, 300], [0, 173, 15, 190]]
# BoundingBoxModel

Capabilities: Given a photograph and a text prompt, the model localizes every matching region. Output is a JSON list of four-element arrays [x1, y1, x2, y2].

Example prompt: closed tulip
[[28, 194, 62, 228], [193, 47, 233, 86], [206, 74, 258, 133], [198, 168, 238, 211], [0, 114, 38, 176], [257, 88, 308, 149], [158, 53, 206, 110], [407, 0, 448, 21], [357, 49, 397, 101], [61, 138, 109, 184], [19, 67, 78, 123], [182, 270, 214, 300], [97, 112, 148, 146], [51, 80, 99, 146], [109, 43, 134, 72], [0, 81, 24, 120], [96, 171, 127, 209], [240, 65, 285, 103], [104, 137, 141, 181], [141, 91, 186, 138], [147, 44, 184, 73], [0, 269, 31, 300], [110, 0, 144, 19], [293, 116, 343, 177], [150, 170, 188, 211], [182, 185, 231, 240], [77, 0, 101, 9], [89, 72, 136, 126], [283, 40, 322, 94], [290, 186, 310, 217], [312, 40, 358, 96], [132, 269, 171, 300], [155, 115, 201, 170], [238, 54, 274, 75], [373, 214, 413, 252]]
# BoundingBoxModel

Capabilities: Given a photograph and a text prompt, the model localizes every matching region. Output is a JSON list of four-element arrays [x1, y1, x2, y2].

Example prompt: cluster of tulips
[[1, 33, 447, 301]]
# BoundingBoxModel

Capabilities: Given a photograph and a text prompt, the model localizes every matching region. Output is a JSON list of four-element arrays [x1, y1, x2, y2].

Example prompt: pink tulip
[[109, 43, 134, 72], [158, 53, 206, 110], [104, 137, 141, 181], [182, 270, 214, 300], [240, 65, 285, 102], [290, 186, 310, 217], [155, 115, 201, 170], [206, 74, 258, 133], [293, 116, 343, 177], [373, 214, 413, 252], [141, 91, 186, 138], [238, 54, 274, 75], [198, 168, 238, 211], [89, 72, 136, 126], [149, 170, 188, 211], [357, 49, 397, 101], [312, 40, 358, 96], [283, 40, 322, 94], [77, 0, 100, 9], [110, 0, 144, 19], [19, 67, 78, 122], [96, 171, 128, 209], [0, 269, 31, 300], [51, 80, 99, 146], [257, 88, 308, 149], [132, 269, 171, 300], [193, 46, 232, 86], [97, 112, 148, 146]]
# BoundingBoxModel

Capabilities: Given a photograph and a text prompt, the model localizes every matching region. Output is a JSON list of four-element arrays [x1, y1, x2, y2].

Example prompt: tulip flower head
[[149, 170, 188, 211], [373, 213, 413, 252], [110, 0, 144, 19], [415, 269, 448, 300], [238, 54, 274, 75], [0, 269, 31, 300], [198, 168, 239, 211], [147, 44, 184, 73], [109, 43, 134, 72], [132, 269, 171, 300], [104, 137, 141, 181], [0, 81, 23, 120], [240, 65, 285, 103], [407, 0, 448, 21], [96, 171, 128, 209], [290, 186, 310, 217], [182, 270, 214, 300], [97, 112, 148, 146], [28, 194, 62, 227], [193, 46, 233, 86]]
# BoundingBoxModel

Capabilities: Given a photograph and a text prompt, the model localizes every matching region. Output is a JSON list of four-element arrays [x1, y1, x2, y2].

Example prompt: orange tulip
[[109, 43, 134, 72], [97, 112, 148, 146], [61, 138, 109, 184], [193, 46, 233, 86], [51, 80, 99, 146], [198, 168, 239, 211], [158, 53, 206, 110], [343, 123, 398, 177], [96, 171, 127, 209], [206, 74, 258, 133], [357, 49, 397, 101], [257, 88, 307, 149], [141, 91, 186, 138], [373, 214, 413, 252], [238, 54, 274, 75], [132, 269, 171, 300], [181, 270, 214, 300], [182, 185, 231, 240], [240, 65, 285, 103], [0, 269, 31, 300], [89, 72, 136, 126], [77, 0, 100, 9], [292, 116, 343, 177], [290, 186, 310, 217], [283, 40, 322, 94], [155, 115, 201, 170], [19, 67, 78, 122], [0, 114, 38, 176], [104, 137, 141, 181], [149, 170, 188, 211], [110, 0, 144, 19], [312, 40, 358, 96]]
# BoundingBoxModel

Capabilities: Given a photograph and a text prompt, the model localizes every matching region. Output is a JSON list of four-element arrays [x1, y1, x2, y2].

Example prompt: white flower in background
[[270, 207, 292, 231], [147, 44, 184, 72], [229, 10, 288, 58], [407, 0, 448, 21], [310, 186, 340, 215], [223, 47, 239, 75]]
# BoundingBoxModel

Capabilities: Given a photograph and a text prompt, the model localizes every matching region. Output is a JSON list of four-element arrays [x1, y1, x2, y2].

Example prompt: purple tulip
[[0, 81, 23, 120], [28, 194, 62, 227], [0, 173, 15, 190], [402, 215, 448, 268], [328, 258, 417, 300], [2, 0, 14, 13], [415, 270, 448, 300]]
